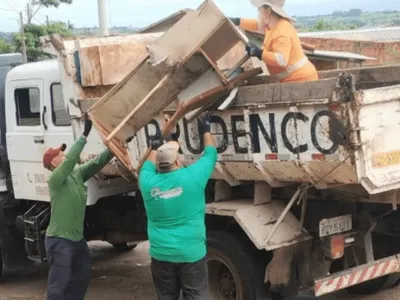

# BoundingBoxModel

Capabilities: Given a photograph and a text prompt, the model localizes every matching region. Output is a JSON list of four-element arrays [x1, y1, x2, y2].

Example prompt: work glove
[[229, 17, 240, 26], [245, 43, 263, 60], [83, 115, 92, 137], [198, 112, 212, 135], [150, 136, 164, 150], [169, 131, 179, 142]]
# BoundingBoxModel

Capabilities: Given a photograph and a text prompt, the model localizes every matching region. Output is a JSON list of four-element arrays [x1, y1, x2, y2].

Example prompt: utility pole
[[26, 3, 32, 24], [97, 0, 110, 36], [46, 15, 50, 26], [19, 12, 28, 63]]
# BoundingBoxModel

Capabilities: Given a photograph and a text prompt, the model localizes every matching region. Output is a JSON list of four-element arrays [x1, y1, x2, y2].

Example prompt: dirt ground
[[0, 241, 399, 300]]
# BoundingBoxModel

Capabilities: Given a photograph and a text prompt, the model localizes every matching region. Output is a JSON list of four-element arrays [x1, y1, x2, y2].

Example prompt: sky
[[1, 0, 400, 33]]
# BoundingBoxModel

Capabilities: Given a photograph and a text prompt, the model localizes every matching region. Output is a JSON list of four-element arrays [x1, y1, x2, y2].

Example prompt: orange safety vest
[[240, 18, 318, 83]]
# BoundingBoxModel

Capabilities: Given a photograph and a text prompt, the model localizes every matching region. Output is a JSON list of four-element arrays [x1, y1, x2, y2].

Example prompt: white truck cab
[[5, 60, 134, 205], [0, 58, 144, 271]]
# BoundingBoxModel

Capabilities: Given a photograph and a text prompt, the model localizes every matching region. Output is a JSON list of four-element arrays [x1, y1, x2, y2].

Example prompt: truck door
[[43, 82, 74, 157], [6, 79, 47, 201]]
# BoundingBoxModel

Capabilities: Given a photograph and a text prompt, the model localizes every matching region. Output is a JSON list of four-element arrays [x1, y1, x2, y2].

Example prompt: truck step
[[314, 254, 400, 297]]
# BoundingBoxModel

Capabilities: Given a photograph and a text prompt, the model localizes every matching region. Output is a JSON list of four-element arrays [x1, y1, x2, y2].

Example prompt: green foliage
[[295, 9, 400, 31], [0, 38, 14, 54], [13, 22, 73, 62], [28, 0, 73, 24], [307, 19, 357, 32], [32, 0, 72, 8]]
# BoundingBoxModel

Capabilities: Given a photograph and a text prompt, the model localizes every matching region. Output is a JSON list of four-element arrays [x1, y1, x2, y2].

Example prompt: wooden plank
[[106, 74, 171, 142], [185, 67, 263, 121], [176, 69, 222, 105], [91, 117, 132, 170], [98, 43, 150, 86], [90, 54, 210, 142], [147, 0, 226, 66], [78, 34, 160, 87], [201, 20, 244, 63], [200, 48, 227, 83], [136, 67, 262, 172], [88, 55, 151, 113], [78, 99, 98, 113], [235, 77, 338, 106], [79, 46, 103, 87]]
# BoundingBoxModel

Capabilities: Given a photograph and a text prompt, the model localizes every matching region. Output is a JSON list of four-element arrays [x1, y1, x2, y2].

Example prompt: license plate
[[319, 215, 352, 237]]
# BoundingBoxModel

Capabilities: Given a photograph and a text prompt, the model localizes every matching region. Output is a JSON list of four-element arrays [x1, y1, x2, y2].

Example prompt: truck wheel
[[207, 231, 269, 300], [346, 276, 388, 295], [111, 242, 137, 252]]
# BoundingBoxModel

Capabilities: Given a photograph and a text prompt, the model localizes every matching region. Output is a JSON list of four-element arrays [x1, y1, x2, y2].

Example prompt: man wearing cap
[[43, 118, 114, 300], [230, 0, 318, 83], [138, 114, 217, 299]]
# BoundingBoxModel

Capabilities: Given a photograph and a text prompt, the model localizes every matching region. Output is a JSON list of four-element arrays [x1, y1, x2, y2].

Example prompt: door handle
[[34, 136, 44, 144], [42, 106, 48, 130]]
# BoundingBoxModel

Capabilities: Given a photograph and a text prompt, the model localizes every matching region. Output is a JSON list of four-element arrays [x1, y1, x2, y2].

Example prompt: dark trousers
[[151, 256, 209, 300], [45, 237, 92, 300]]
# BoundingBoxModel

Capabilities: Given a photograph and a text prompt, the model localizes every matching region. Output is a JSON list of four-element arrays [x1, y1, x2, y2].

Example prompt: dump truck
[[2, 4, 400, 300]]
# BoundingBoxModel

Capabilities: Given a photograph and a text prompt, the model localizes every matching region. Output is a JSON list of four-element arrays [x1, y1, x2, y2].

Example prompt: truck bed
[[44, 31, 400, 196], [129, 70, 400, 195]]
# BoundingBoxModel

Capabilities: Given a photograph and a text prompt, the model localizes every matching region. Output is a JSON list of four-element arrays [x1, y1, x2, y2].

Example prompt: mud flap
[[206, 199, 312, 251]]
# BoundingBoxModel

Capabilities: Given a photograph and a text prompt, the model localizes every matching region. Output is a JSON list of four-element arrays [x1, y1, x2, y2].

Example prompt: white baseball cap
[[156, 141, 180, 169]]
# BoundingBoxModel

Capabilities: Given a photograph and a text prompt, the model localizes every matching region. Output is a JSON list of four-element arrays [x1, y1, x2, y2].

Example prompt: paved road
[[0, 241, 399, 300]]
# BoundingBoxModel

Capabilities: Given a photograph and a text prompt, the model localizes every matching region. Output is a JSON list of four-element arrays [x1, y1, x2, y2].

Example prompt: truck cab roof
[[6, 60, 60, 82]]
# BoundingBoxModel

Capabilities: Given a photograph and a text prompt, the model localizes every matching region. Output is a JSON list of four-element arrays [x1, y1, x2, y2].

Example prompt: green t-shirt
[[46, 137, 114, 241], [139, 146, 217, 263]]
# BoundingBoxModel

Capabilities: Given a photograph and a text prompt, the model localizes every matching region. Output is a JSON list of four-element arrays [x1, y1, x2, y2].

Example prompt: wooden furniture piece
[[88, 0, 261, 172]]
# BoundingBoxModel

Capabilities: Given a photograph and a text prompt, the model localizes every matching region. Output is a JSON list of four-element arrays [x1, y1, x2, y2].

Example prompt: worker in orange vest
[[230, 0, 318, 83]]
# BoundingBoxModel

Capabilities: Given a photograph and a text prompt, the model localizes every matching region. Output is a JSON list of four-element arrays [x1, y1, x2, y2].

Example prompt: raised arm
[[138, 137, 162, 190], [262, 35, 291, 68], [185, 114, 217, 187], [245, 34, 291, 70], [49, 137, 87, 187], [229, 17, 261, 32], [77, 149, 114, 182], [48, 118, 93, 187]]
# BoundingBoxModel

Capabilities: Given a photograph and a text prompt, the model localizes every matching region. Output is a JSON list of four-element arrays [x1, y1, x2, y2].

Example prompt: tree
[[311, 19, 334, 32], [0, 39, 14, 54], [28, 0, 73, 24], [309, 19, 359, 32], [13, 22, 73, 62], [347, 9, 362, 17]]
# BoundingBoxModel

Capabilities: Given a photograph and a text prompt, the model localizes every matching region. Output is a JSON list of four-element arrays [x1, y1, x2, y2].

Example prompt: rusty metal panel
[[354, 84, 400, 194]]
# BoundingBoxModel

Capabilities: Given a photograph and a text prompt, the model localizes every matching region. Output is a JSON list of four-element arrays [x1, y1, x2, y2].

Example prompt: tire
[[111, 242, 138, 252], [207, 230, 269, 300], [346, 276, 388, 295]]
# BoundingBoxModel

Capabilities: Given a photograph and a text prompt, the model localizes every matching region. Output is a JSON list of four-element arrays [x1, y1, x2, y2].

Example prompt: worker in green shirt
[[42, 118, 114, 300], [139, 113, 217, 299]]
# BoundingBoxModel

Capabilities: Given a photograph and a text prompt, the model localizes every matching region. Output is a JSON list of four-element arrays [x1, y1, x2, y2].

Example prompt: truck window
[[51, 83, 70, 126], [15, 88, 40, 126]]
